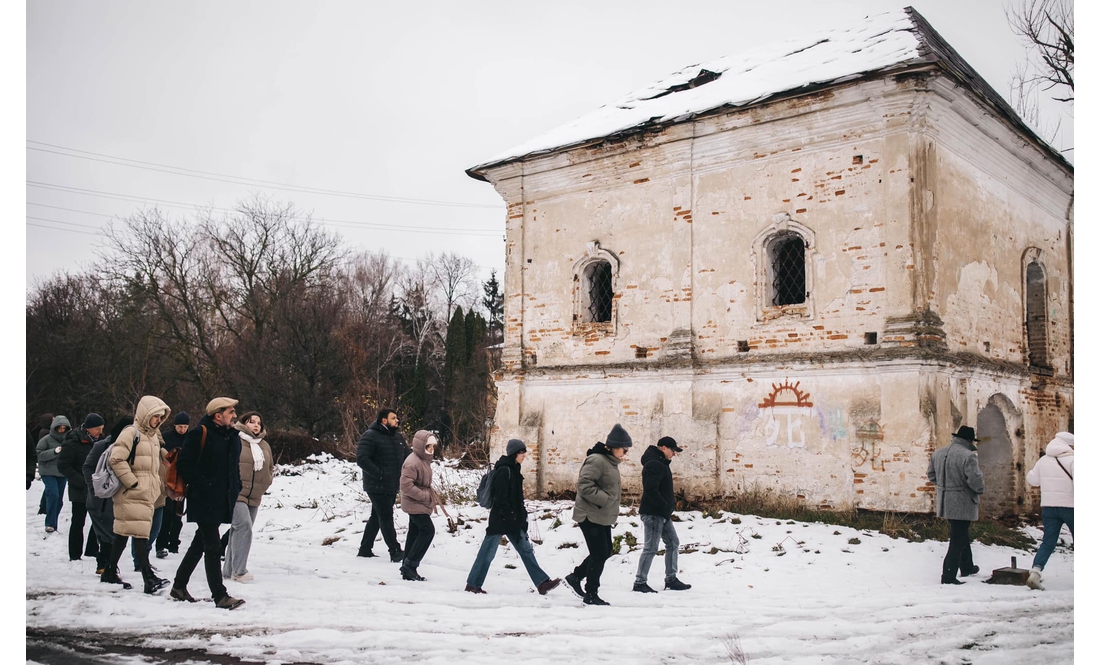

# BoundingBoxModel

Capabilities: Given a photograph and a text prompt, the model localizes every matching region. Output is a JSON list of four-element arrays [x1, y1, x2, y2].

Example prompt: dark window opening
[[1025, 261, 1048, 368], [635, 346, 649, 359], [769, 233, 807, 307], [864, 332, 877, 345], [737, 340, 750, 353], [584, 260, 614, 323]]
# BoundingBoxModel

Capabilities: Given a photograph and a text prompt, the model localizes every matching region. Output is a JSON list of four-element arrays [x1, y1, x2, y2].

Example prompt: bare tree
[[423, 251, 480, 324], [1006, 0, 1073, 146]]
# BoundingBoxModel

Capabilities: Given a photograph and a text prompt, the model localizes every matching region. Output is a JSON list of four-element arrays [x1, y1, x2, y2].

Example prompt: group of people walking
[[355, 411, 691, 604], [28, 396, 274, 611]]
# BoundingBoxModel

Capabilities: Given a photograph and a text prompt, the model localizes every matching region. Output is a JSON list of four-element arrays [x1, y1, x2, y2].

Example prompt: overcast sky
[[25, 0, 1074, 289]]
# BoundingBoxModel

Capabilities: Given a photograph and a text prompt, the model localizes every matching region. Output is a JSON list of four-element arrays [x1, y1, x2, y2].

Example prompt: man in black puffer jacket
[[170, 398, 245, 610], [58, 413, 106, 562], [633, 436, 691, 593], [356, 408, 410, 561], [464, 439, 560, 595]]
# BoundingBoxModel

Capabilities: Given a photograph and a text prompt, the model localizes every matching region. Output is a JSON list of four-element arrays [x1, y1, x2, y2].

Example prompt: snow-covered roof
[[468, 7, 1069, 179]]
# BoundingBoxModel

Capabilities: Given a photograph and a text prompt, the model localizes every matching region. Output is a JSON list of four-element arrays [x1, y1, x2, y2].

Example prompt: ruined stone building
[[466, 7, 1073, 516]]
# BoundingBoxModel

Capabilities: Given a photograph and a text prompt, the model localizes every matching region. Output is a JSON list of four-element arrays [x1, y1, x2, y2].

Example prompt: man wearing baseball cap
[[633, 436, 691, 593], [170, 397, 246, 609]]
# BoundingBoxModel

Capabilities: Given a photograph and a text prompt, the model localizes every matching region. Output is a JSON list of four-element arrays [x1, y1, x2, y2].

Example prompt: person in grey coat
[[927, 425, 985, 584], [36, 415, 72, 533], [565, 423, 632, 606]]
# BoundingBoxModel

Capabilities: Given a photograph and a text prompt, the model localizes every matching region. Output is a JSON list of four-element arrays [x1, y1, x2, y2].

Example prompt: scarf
[[240, 431, 265, 471]]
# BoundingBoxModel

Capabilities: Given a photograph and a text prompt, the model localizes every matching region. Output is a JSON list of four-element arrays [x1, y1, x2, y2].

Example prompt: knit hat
[[657, 436, 683, 452], [506, 438, 527, 456], [605, 423, 633, 449], [205, 397, 239, 416], [174, 411, 191, 426], [83, 413, 105, 429]]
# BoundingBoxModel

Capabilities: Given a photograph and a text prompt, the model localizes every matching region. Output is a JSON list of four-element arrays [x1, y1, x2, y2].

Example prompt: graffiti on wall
[[850, 422, 886, 471], [759, 380, 814, 448]]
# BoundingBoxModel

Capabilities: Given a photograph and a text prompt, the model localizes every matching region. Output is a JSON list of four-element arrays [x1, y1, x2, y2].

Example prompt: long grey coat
[[927, 436, 985, 521]]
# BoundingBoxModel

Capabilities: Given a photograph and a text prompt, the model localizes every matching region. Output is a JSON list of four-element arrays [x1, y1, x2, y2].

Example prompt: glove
[[55, 446, 62, 453]]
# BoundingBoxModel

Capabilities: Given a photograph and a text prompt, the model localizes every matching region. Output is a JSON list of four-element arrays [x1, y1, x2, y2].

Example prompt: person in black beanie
[[565, 423, 631, 606], [156, 411, 191, 557], [356, 408, 410, 561], [57, 413, 106, 561], [633, 436, 691, 593]]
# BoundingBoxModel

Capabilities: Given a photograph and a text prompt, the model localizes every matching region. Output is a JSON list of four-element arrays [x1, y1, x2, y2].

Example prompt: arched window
[[1025, 261, 1048, 368], [583, 260, 614, 323], [768, 232, 807, 306]]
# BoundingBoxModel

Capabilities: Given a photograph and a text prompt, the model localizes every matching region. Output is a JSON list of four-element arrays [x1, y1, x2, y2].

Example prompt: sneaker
[[170, 587, 198, 603], [44, 526, 55, 533], [633, 582, 658, 593], [156, 549, 169, 559], [231, 573, 254, 583], [664, 577, 691, 591], [961, 565, 980, 577], [537, 578, 562, 595], [564, 573, 585, 599], [464, 584, 487, 594], [582, 592, 610, 606], [1026, 568, 1045, 591], [389, 548, 404, 563], [215, 594, 246, 610]]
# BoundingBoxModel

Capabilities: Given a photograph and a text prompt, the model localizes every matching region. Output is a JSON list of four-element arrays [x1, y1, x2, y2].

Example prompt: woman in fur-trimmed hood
[[221, 411, 274, 582]]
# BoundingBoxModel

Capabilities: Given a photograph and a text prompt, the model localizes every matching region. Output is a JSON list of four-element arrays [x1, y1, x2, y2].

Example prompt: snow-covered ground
[[26, 455, 1074, 664]]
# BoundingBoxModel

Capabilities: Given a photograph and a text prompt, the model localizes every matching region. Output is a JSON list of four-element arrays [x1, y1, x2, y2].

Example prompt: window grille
[[585, 260, 614, 323], [770, 233, 807, 307], [1025, 261, 1048, 367]]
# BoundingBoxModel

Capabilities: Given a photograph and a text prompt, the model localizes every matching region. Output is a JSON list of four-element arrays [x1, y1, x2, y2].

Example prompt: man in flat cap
[[170, 397, 246, 609], [633, 436, 691, 593]]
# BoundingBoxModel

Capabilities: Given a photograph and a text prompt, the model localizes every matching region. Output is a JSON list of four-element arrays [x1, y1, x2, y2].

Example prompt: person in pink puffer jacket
[[1024, 431, 1074, 590], [398, 430, 438, 581]]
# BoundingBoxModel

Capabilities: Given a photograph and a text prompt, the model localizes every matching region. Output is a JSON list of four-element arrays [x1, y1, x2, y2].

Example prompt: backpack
[[91, 431, 139, 499], [476, 464, 510, 509], [165, 425, 206, 501]]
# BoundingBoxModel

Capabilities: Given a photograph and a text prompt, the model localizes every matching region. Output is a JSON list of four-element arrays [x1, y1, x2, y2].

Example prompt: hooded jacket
[[179, 413, 242, 524], [356, 421, 410, 495], [1026, 433, 1074, 508], [82, 436, 114, 519], [572, 442, 623, 527], [399, 430, 436, 515], [58, 425, 103, 502], [486, 454, 527, 536], [110, 396, 170, 538], [234, 421, 274, 507], [639, 445, 675, 518], [35, 415, 71, 478], [927, 436, 985, 521]]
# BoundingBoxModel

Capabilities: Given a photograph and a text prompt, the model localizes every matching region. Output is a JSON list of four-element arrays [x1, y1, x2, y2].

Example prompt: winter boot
[[215, 594, 246, 610], [170, 586, 198, 603], [141, 566, 170, 595], [1026, 567, 1045, 591], [633, 582, 658, 593], [961, 565, 980, 577], [537, 578, 562, 595], [664, 577, 692, 591], [357, 549, 377, 558], [100, 567, 133, 590], [582, 591, 610, 606], [156, 549, 169, 559], [389, 547, 404, 563], [464, 584, 487, 594], [400, 560, 425, 581], [564, 573, 585, 599]]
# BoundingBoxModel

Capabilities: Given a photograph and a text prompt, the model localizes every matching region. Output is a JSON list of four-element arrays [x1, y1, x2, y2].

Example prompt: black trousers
[[108, 534, 150, 574], [157, 499, 184, 552], [942, 519, 975, 582], [361, 492, 401, 554], [573, 519, 613, 595], [174, 523, 228, 600], [403, 513, 435, 565], [68, 502, 98, 561]]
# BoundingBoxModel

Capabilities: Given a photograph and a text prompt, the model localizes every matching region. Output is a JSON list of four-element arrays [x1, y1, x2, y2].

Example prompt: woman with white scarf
[[222, 411, 274, 582]]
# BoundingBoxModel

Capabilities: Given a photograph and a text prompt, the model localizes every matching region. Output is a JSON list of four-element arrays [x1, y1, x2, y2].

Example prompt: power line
[[27, 222, 101, 237], [27, 202, 116, 218], [26, 182, 504, 236], [27, 215, 104, 231], [27, 140, 504, 210]]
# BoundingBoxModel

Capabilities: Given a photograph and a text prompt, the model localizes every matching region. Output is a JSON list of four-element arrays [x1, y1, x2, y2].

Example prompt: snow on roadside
[[27, 454, 1074, 664]]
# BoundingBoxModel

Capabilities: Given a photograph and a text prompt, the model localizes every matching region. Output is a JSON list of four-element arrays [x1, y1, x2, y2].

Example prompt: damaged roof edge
[[466, 7, 1071, 182]]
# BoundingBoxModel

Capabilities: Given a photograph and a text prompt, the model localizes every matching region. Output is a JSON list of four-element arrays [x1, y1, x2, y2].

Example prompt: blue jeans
[[132, 506, 164, 567], [466, 530, 550, 589], [1032, 506, 1074, 570], [41, 476, 67, 530], [634, 514, 680, 585]]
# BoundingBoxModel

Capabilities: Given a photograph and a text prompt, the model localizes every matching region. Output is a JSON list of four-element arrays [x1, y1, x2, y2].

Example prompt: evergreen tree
[[482, 270, 504, 345], [444, 306, 467, 385]]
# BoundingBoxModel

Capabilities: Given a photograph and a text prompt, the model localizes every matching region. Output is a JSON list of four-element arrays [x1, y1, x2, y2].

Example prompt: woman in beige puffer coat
[[104, 395, 172, 594]]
